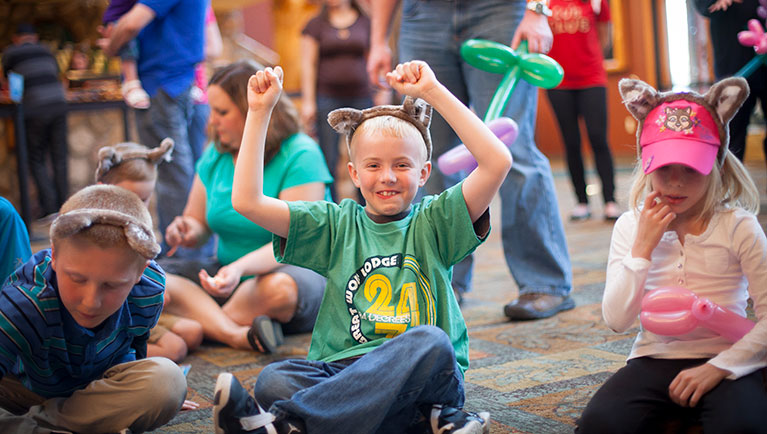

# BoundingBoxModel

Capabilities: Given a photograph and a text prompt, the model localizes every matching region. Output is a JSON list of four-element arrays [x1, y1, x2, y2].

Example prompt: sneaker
[[430, 405, 490, 434], [569, 204, 591, 221], [213, 373, 277, 434], [604, 201, 621, 221]]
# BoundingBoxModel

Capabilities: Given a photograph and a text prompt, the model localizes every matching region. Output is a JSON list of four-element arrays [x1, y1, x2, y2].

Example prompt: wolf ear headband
[[95, 138, 175, 181], [327, 96, 433, 160], [618, 77, 748, 175], [50, 208, 160, 259]]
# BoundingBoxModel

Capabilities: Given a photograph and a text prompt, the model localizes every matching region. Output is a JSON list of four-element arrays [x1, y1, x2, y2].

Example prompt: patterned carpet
[[126, 157, 767, 433]]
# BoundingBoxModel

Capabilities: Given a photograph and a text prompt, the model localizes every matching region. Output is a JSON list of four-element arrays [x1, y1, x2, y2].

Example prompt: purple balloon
[[437, 117, 518, 175]]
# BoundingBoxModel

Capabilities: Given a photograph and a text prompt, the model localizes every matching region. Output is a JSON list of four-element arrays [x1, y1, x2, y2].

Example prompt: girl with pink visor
[[576, 77, 767, 433]]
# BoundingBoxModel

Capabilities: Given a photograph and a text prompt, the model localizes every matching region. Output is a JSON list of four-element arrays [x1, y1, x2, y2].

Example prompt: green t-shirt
[[274, 182, 488, 374], [197, 133, 333, 266]]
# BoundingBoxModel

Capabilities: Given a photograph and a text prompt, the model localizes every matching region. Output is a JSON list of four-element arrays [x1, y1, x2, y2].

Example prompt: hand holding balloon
[[640, 286, 755, 342]]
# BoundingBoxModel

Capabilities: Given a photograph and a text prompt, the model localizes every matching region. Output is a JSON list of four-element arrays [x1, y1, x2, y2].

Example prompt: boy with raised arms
[[214, 60, 512, 434]]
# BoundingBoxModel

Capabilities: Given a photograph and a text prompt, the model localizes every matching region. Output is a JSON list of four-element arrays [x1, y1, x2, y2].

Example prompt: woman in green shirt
[[159, 61, 333, 352]]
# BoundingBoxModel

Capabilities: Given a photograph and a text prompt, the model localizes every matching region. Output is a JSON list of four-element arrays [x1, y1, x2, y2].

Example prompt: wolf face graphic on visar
[[663, 106, 693, 133]]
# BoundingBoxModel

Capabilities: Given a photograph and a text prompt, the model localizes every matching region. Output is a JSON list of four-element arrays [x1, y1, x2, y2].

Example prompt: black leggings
[[728, 78, 767, 169], [576, 357, 767, 434], [547, 86, 615, 204]]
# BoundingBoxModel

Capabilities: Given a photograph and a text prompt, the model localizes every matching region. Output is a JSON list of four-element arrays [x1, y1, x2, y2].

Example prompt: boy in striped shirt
[[0, 185, 187, 433]]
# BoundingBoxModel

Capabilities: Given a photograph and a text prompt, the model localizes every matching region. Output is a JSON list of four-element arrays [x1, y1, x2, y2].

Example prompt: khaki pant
[[0, 357, 187, 434]]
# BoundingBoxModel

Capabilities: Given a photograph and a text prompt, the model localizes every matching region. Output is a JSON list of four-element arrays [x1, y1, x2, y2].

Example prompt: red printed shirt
[[548, 0, 610, 89]]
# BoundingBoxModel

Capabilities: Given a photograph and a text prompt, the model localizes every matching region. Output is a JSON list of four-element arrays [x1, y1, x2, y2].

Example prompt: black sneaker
[[430, 405, 490, 434], [213, 373, 278, 434]]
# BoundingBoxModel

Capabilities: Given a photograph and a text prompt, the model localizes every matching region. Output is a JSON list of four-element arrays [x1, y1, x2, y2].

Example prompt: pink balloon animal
[[437, 117, 518, 175], [640, 286, 755, 343], [737, 18, 767, 55], [735, 0, 767, 77]]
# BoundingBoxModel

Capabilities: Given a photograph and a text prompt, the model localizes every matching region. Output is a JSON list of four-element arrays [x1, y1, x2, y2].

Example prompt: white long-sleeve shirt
[[603, 208, 767, 379]]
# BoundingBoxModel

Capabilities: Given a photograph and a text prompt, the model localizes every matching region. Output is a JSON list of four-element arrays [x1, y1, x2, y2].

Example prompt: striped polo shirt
[[0, 250, 165, 398]]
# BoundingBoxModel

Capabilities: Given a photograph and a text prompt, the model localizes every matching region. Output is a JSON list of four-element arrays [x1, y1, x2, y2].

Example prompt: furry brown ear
[[703, 77, 749, 125], [50, 208, 160, 259], [95, 146, 120, 181], [328, 108, 364, 136], [402, 96, 432, 130], [619, 78, 660, 121], [147, 137, 174, 163]]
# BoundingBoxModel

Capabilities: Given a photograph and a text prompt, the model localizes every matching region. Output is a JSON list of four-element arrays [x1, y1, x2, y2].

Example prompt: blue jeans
[[398, 0, 572, 297], [316, 94, 373, 202], [136, 86, 201, 259], [254, 326, 465, 434]]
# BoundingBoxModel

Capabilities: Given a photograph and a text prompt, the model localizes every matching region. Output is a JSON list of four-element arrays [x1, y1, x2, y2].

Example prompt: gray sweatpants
[[0, 357, 187, 434]]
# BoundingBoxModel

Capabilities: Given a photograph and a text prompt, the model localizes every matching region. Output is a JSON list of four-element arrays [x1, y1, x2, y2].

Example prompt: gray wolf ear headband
[[327, 96, 433, 160], [50, 208, 160, 259], [618, 77, 748, 175], [95, 137, 174, 181]]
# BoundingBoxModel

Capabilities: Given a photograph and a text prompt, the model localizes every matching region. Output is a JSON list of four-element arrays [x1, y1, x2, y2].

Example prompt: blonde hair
[[208, 60, 300, 164], [350, 115, 427, 161], [51, 185, 157, 260], [628, 150, 760, 222]]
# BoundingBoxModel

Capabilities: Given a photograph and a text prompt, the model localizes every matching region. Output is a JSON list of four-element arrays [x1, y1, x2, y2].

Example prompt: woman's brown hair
[[208, 60, 300, 164]]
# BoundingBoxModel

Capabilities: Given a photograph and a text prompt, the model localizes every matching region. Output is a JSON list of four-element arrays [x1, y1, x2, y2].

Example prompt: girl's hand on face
[[247, 66, 284, 113], [669, 363, 729, 407], [385, 61, 439, 101], [631, 191, 676, 260], [198, 265, 240, 298]]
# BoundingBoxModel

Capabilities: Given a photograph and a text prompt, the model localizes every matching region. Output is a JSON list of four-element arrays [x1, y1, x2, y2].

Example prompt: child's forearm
[[232, 109, 268, 210], [231, 109, 291, 238], [424, 85, 511, 173], [424, 84, 512, 219]]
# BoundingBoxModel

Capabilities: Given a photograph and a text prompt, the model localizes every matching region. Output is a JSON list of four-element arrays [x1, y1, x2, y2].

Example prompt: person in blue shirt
[[102, 0, 207, 259], [0, 185, 186, 433], [0, 197, 31, 283]]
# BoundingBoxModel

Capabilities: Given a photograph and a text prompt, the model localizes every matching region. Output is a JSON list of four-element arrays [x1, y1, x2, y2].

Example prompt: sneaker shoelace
[[240, 407, 277, 433]]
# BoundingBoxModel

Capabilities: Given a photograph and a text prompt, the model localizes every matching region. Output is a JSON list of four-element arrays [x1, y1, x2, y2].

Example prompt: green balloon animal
[[460, 39, 564, 122]]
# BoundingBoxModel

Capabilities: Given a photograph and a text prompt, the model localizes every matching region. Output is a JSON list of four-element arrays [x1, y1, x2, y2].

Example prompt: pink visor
[[639, 100, 721, 175]]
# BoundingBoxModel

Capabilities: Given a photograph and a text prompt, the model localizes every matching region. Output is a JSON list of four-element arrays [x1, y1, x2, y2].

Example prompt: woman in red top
[[547, 0, 619, 221]]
